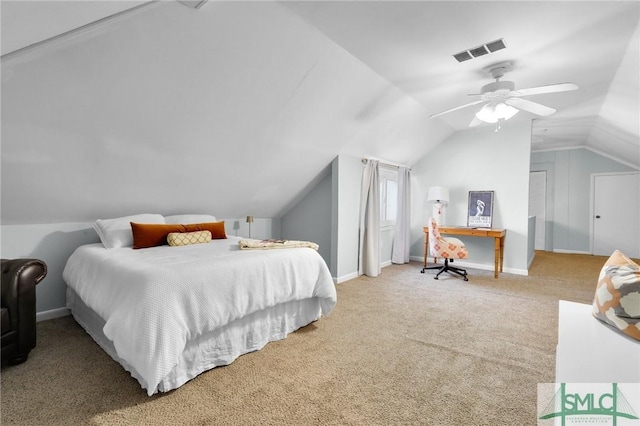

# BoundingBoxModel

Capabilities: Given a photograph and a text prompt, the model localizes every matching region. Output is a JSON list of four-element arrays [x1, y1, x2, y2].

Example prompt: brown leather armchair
[[1, 258, 47, 365]]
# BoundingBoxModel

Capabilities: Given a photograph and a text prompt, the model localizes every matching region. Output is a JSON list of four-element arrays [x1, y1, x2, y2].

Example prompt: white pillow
[[164, 214, 217, 224], [94, 213, 165, 249]]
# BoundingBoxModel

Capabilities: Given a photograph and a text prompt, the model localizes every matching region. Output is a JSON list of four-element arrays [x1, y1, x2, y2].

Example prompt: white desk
[[556, 300, 640, 383]]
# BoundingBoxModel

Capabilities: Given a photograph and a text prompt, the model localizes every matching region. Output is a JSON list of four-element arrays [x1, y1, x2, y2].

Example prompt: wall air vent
[[453, 38, 507, 63]]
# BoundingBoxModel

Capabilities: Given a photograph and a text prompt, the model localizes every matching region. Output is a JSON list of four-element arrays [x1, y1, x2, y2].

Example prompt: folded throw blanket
[[239, 239, 319, 251]]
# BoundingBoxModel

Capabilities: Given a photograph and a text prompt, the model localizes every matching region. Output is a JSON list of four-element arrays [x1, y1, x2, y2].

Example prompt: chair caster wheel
[[420, 270, 425, 274], [434, 276, 439, 280]]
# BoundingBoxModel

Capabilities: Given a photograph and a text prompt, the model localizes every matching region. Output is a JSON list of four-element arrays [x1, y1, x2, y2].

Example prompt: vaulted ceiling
[[283, 1, 640, 166], [1, 1, 638, 225]]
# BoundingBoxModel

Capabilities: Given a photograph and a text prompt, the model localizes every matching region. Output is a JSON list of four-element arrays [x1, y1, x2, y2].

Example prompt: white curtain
[[392, 166, 411, 264], [359, 159, 381, 277]]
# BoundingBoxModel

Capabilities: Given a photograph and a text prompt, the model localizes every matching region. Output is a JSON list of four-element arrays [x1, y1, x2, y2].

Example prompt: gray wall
[[279, 154, 362, 282], [530, 147, 636, 253], [281, 170, 332, 267]]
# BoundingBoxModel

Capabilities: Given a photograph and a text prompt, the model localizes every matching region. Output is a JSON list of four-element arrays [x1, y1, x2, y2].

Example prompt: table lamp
[[427, 186, 449, 225], [246, 215, 254, 238]]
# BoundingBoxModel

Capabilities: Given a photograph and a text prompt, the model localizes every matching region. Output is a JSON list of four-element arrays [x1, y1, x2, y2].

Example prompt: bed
[[63, 214, 337, 396]]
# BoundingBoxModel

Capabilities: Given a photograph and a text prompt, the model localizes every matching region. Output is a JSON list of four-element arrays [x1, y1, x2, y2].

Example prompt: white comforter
[[63, 236, 336, 395]]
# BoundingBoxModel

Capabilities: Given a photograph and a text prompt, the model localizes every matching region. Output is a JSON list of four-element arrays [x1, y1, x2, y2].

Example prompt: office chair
[[421, 217, 469, 281]]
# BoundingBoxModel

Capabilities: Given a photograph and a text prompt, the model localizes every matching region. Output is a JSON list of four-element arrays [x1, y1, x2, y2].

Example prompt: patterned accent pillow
[[592, 250, 640, 341], [167, 230, 212, 247]]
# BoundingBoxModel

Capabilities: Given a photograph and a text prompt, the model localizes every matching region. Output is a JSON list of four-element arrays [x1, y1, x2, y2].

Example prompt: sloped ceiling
[[1, 1, 451, 224], [0, 1, 148, 56], [1, 1, 639, 226]]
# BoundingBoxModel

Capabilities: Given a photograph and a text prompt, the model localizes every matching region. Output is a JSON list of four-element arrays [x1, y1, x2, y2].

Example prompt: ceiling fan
[[430, 61, 578, 131]]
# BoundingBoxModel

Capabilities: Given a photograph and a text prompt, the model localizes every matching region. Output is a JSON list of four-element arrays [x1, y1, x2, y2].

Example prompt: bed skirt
[[66, 287, 323, 395]]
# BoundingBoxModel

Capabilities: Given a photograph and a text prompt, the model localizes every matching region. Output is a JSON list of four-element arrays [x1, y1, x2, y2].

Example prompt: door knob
[[595, 215, 601, 218]]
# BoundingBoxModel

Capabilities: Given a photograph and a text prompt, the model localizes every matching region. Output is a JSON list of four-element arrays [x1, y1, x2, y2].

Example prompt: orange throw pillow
[[183, 222, 227, 240], [131, 221, 226, 249]]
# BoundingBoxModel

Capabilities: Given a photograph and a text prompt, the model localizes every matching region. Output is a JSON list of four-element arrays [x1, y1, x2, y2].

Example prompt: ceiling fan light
[[475, 102, 519, 123], [496, 102, 519, 120], [475, 104, 498, 123]]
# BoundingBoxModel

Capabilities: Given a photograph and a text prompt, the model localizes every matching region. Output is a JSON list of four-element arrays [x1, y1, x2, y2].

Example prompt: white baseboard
[[501, 266, 528, 276], [36, 307, 70, 322], [410, 256, 527, 276], [334, 255, 529, 282], [450, 260, 528, 276], [334, 271, 359, 284], [333, 259, 396, 284], [553, 249, 592, 255]]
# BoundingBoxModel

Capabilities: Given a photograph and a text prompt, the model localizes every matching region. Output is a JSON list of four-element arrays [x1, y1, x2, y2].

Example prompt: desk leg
[[493, 237, 500, 278], [423, 233, 428, 269], [499, 236, 505, 273]]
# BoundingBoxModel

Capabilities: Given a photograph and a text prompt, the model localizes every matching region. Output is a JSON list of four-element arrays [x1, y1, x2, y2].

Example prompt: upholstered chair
[[1, 258, 47, 365], [421, 217, 469, 281]]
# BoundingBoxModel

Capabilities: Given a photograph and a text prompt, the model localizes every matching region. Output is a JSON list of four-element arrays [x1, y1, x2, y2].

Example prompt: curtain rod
[[361, 158, 411, 170]]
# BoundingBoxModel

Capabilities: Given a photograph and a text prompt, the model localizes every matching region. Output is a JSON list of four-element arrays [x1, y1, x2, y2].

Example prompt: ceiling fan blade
[[506, 98, 556, 116], [514, 83, 578, 97], [429, 99, 485, 118]]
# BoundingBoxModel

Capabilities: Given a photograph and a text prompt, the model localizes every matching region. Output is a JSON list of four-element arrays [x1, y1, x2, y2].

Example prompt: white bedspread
[[63, 236, 336, 395]]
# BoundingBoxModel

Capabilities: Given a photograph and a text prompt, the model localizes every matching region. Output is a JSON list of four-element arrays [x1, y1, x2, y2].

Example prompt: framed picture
[[467, 191, 494, 228]]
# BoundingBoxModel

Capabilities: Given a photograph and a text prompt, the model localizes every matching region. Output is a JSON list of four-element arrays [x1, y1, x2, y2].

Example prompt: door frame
[[529, 170, 547, 251]]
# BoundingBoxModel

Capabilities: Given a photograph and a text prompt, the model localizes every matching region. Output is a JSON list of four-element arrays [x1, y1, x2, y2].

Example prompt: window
[[380, 167, 398, 227]]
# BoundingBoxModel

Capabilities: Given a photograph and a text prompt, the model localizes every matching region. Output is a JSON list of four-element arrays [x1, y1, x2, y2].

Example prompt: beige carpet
[[1, 251, 610, 425]]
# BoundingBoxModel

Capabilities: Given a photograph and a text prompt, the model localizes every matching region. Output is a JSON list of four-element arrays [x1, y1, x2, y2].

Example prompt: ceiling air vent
[[486, 39, 506, 52], [453, 38, 506, 62], [453, 51, 473, 62], [469, 45, 489, 58]]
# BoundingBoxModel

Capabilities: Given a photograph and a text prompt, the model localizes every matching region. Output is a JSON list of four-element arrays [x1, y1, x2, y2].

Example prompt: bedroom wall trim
[[334, 271, 358, 284], [452, 260, 528, 277], [410, 256, 528, 276], [37, 308, 70, 322], [552, 249, 592, 255]]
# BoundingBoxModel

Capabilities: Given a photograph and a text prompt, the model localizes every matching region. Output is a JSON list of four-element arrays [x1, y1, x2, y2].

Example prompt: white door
[[529, 171, 547, 250], [592, 173, 640, 257]]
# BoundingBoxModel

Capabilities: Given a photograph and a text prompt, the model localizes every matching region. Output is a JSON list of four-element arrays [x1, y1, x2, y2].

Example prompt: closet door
[[592, 172, 640, 257]]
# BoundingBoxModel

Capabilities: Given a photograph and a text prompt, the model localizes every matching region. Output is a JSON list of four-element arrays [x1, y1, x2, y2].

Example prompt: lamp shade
[[246, 215, 254, 223], [427, 186, 449, 204], [475, 102, 519, 123]]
